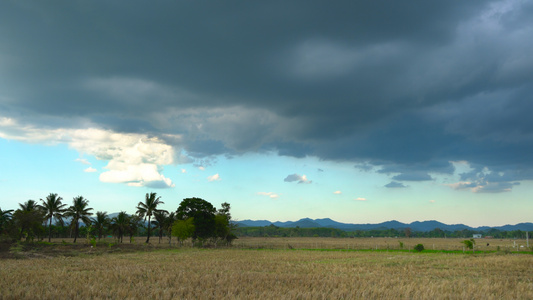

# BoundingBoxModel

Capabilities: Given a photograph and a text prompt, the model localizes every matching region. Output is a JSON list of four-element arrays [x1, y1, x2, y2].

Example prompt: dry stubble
[[1, 247, 532, 299]]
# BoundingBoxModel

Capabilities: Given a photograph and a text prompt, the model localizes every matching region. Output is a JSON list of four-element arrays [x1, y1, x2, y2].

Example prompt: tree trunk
[[73, 221, 78, 243], [48, 217, 52, 242], [145, 215, 151, 243]]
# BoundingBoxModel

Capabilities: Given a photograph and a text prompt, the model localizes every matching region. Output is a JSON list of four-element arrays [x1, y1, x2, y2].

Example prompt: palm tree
[[0, 208, 14, 233], [19, 200, 38, 212], [163, 212, 176, 245], [111, 211, 129, 243], [39, 193, 67, 242], [127, 214, 143, 243], [65, 196, 93, 243], [152, 210, 169, 244], [14, 200, 45, 241], [136, 192, 165, 243], [92, 211, 109, 241]]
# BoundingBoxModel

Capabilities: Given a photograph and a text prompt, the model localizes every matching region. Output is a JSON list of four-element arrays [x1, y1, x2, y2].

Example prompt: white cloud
[[257, 192, 280, 199], [429, 199, 436, 203], [100, 163, 174, 188], [0, 117, 180, 188], [354, 197, 367, 201], [447, 181, 476, 190], [76, 158, 91, 165], [0, 117, 16, 127], [0, 117, 69, 144], [447, 180, 519, 193], [333, 191, 342, 194], [84, 167, 97, 173], [284, 173, 312, 184], [207, 173, 221, 182], [198, 166, 205, 171], [181, 169, 187, 173]]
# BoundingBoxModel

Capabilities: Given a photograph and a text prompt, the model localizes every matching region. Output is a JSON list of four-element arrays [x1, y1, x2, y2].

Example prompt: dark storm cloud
[[384, 182, 407, 189], [1, 0, 533, 191], [392, 172, 433, 182]]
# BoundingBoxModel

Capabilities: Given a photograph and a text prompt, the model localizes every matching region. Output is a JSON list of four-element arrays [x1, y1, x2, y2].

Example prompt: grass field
[[1, 238, 532, 299], [233, 237, 530, 252]]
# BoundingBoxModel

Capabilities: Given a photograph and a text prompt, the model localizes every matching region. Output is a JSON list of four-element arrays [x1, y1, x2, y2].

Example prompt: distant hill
[[234, 218, 533, 232], [237, 220, 275, 227], [102, 214, 533, 232]]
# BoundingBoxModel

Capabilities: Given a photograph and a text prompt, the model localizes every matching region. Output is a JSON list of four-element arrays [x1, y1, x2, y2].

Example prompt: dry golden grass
[[49, 236, 530, 252], [1, 240, 532, 299], [234, 237, 528, 252]]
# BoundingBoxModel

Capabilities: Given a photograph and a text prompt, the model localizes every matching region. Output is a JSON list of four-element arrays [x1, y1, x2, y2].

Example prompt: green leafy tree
[[39, 193, 67, 242], [429, 228, 444, 238], [136, 192, 165, 243], [414, 244, 425, 252], [92, 211, 110, 241], [214, 202, 237, 246], [462, 239, 476, 252], [176, 197, 216, 241], [172, 218, 195, 246], [65, 196, 93, 243], [214, 214, 229, 244]]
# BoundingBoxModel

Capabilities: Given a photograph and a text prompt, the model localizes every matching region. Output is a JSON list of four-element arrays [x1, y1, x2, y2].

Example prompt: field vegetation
[[1, 238, 532, 299]]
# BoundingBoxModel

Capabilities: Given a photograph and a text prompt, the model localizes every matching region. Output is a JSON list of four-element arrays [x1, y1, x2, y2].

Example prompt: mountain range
[[234, 218, 533, 232]]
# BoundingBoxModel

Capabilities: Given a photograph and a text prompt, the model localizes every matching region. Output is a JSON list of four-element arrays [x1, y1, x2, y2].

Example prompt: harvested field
[[233, 237, 528, 252], [1, 238, 532, 299]]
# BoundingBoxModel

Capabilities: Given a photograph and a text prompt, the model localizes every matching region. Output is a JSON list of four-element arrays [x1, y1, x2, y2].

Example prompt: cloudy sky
[[1, 1, 532, 226]]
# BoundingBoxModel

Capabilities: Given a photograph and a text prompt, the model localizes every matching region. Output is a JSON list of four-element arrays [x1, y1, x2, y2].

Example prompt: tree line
[[235, 225, 531, 239], [0, 193, 236, 246]]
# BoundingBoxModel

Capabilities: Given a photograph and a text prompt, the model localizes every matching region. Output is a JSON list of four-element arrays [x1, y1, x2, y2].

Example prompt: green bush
[[414, 244, 424, 252], [461, 239, 475, 250]]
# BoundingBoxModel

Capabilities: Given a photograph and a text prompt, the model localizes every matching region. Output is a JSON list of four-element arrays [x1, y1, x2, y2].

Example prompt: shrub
[[461, 239, 475, 250], [414, 244, 424, 252]]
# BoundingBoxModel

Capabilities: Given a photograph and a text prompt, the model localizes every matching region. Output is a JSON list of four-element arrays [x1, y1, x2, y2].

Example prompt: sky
[[1, 0, 533, 227]]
